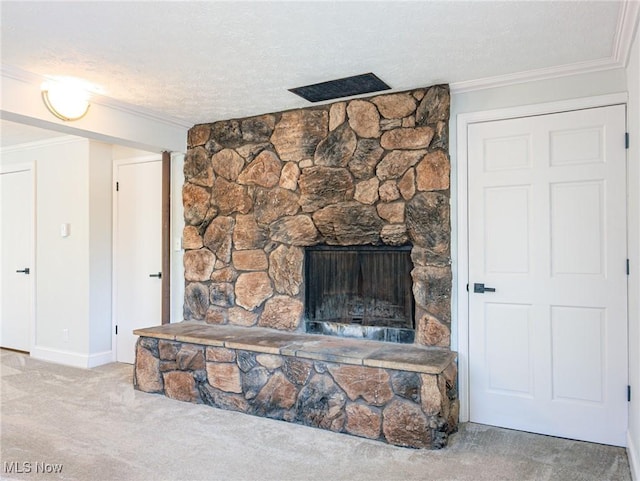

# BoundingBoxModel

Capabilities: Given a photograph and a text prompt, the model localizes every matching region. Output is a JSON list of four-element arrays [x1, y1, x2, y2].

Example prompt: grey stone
[[211, 119, 243, 148], [314, 122, 357, 167], [416, 85, 450, 126], [312, 203, 382, 245], [237, 351, 258, 373], [296, 373, 346, 432], [406, 192, 450, 259], [348, 139, 384, 180], [390, 371, 421, 402], [184, 146, 214, 187], [184, 282, 210, 320], [210, 282, 235, 307], [203, 216, 235, 264], [271, 109, 328, 162], [299, 166, 354, 212], [242, 366, 269, 399], [242, 114, 276, 143]]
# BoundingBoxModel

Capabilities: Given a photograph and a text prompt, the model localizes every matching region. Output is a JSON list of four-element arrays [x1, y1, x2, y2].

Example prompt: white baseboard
[[30, 346, 113, 369], [629, 431, 639, 481]]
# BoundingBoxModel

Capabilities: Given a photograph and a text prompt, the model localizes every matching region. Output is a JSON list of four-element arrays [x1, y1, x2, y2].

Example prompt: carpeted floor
[[0, 349, 632, 481]]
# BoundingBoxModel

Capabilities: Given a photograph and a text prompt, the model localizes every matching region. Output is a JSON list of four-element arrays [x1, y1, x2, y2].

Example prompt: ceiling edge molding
[[452, 2, 639, 95], [0, 134, 85, 154], [613, 0, 640, 66], [450, 57, 620, 94], [1, 65, 193, 130]]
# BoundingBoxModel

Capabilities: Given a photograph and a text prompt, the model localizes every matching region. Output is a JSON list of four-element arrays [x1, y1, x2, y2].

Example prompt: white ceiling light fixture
[[41, 78, 92, 121]]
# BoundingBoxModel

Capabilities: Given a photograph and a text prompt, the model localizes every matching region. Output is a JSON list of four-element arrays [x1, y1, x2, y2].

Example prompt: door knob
[[473, 283, 496, 293], [149, 272, 162, 278], [16, 268, 30, 275]]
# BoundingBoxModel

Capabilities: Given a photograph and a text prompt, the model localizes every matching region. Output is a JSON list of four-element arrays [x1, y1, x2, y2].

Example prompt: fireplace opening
[[304, 245, 415, 343]]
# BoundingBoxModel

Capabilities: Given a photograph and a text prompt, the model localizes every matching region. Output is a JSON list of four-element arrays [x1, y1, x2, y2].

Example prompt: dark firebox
[[304, 245, 414, 343]]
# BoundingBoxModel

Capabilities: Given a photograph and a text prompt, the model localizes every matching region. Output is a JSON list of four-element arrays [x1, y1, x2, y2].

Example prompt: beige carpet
[[0, 349, 631, 481]]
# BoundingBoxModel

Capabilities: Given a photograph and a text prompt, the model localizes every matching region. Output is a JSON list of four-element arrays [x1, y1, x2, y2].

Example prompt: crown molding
[[1, 65, 193, 129], [613, 0, 640, 66], [451, 1, 639, 95], [0, 134, 86, 154], [450, 57, 620, 94]]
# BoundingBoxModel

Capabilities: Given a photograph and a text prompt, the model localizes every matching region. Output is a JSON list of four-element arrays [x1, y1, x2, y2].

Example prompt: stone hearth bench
[[133, 321, 458, 449]]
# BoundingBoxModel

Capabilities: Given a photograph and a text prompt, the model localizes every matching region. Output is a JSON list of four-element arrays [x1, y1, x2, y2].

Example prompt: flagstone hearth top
[[134, 321, 455, 374]]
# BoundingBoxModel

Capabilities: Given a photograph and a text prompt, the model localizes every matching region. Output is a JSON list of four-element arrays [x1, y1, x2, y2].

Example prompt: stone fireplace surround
[[134, 84, 457, 449], [181, 84, 452, 347]]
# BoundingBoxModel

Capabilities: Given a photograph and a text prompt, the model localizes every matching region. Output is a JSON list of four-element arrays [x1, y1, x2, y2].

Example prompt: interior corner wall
[[2, 137, 114, 367], [32, 139, 92, 361], [171, 152, 185, 323], [625, 17, 640, 480], [88, 141, 113, 356]]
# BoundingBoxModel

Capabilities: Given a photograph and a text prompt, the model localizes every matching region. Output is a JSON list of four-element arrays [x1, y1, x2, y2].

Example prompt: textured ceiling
[[0, 1, 626, 130]]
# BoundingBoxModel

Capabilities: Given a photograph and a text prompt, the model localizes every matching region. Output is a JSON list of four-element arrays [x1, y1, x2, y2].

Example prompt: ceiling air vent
[[289, 73, 391, 103]]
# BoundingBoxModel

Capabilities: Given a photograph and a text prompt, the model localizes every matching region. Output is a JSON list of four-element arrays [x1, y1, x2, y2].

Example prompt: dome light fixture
[[41, 78, 91, 121]]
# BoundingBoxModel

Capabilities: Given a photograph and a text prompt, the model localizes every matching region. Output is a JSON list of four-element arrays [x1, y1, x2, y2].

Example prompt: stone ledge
[[134, 321, 455, 375]]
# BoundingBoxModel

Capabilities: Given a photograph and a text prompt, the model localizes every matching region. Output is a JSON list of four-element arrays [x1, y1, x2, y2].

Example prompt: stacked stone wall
[[135, 336, 458, 449], [183, 85, 451, 347]]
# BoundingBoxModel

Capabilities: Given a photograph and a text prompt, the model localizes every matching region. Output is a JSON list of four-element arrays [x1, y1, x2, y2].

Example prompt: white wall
[[625, 16, 640, 480], [88, 141, 113, 354], [171, 152, 185, 323], [1, 137, 114, 367]]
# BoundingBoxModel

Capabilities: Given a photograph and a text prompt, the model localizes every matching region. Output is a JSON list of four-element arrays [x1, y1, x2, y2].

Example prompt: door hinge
[[628, 385, 631, 402], [466, 283, 469, 292], [626, 132, 630, 149], [116, 181, 119, 192], [115, 325, 118, 335], [627, 259, 630, 275]]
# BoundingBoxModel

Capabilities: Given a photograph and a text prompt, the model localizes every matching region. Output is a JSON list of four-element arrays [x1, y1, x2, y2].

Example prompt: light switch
[[174, 237, 182, 251], [60, 223, 70, 237]]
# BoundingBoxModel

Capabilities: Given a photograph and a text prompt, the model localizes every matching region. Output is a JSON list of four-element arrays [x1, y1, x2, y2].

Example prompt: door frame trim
[[455, 92, 629, 423], [1, 161, 36, 353], [111, 154, 163, 362]]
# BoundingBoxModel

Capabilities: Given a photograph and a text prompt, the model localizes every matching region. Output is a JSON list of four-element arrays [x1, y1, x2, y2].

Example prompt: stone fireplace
[[133, 84, 457, 450], [182, 84, 451, 348]]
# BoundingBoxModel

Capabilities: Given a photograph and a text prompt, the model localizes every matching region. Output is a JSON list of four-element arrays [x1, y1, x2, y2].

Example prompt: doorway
[[0, 165, 34, 352], [114, 157, 163, 364], [461, 101, 628, 447]]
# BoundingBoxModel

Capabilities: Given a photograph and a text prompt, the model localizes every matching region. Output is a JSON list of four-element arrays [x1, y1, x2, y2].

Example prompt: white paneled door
[[467, 105, 628, 446], [115, 159, 162, 364], [0, 168, 33, 352]]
